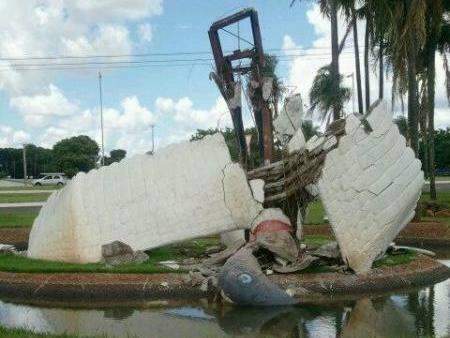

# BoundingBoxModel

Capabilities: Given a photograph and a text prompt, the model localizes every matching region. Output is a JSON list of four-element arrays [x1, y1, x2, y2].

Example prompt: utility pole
[[151, 124, 155, 154], [98, 71, 105, 166], [22, 144, 28, 186]]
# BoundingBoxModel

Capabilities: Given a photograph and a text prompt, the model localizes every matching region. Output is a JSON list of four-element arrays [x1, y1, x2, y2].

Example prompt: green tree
[[105, 149, 127, 165], [309, 65, 351, 123], [190, 127, 262, 168], [53, 135, 99, 177], [301, 120, 320, 141]]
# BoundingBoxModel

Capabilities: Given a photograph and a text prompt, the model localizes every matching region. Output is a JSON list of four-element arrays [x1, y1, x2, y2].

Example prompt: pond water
[[0, 255, 448, 337]]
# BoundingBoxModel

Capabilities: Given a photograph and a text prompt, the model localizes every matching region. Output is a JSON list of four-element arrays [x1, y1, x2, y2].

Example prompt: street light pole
[[22, 144, 28, 186], [151, 124, 155, 154], [98, 71, 105, 166]]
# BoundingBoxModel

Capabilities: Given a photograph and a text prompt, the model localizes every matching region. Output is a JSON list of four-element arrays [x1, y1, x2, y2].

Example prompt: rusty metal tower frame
[[208, 8, 274, 166]]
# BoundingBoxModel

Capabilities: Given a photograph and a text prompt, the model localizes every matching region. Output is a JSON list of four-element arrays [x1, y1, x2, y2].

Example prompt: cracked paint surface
[[28, 134, 263, 263], [318, 101, 424, 273]]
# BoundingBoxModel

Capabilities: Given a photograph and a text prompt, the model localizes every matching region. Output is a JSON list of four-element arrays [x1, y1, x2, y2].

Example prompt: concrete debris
[[306, 135, 325, 153], [322, 135, 337, 151], [273, 94, 304, 140], [296, 209, 303, 241], [305, 184, 319, 197], [318, 101, 424, 273], [249, 179, 265, 203], [273, 255, 318, 273], [101, 241, 149, 266], [262, 77, 274, 101], [250, 208, 299, 263], [312, 241, 341, 260], [0, 244, 16, 254], [28, 134, 263, 263], [287, 129, 306, 154], [220, 230, 246, 248], [218, 247, 298, 306], [159, 260, 180, 270], [390, 245, 436, 257], [202, 241, 245, 267]]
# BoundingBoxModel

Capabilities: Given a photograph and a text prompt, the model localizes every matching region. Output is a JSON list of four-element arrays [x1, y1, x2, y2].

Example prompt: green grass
[[303, 234, 331, 247], [0, 237, 220, 274], [373, 251, 416, 268], [0, 327, 84, 338], [304, 192, 450, 225], [420, 191, 450, 205], [0, 211, 39, 228], [0, 193, 51, 203], [304, 201, 326, 224]]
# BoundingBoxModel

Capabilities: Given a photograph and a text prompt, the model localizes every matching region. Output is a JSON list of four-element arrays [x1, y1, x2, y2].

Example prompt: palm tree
[[424, 0, 448, 200], [291, 0, 342, 121], [339, 0, 363, 114], [301, 120, 320, 141], [309, 65, 351, 123], [330, 0, 341, 120]]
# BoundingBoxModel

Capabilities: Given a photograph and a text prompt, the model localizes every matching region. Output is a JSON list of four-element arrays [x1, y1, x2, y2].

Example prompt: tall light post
[[22, 143, 28, 186], [151, 124, 155, 154], [98, 71, 105, 166]]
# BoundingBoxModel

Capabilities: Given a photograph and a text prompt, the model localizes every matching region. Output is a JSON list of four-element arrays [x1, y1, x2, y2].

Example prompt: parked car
[[33, 174, 67, 186]]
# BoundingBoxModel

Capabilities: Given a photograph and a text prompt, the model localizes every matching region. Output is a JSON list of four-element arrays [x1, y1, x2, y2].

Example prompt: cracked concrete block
[[318, 100, 423, 273], [262, 77, 273, 101], [306, 135, 325, 153], [249, 179, 265, 204], [220, 230, 246, 248], [322, 135, 337, 151], [28, 134, 263, 263], [287, 129, 306, 153], [305, 183, 319, 197], [273, 94, 304, 140]]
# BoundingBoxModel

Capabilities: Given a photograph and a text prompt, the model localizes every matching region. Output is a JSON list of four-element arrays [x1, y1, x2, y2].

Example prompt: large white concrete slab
[[28, 134, 263, 263], [318, 101, 424, 273]]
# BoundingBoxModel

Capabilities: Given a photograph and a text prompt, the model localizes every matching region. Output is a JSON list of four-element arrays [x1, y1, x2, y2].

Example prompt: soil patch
[[0, 228, 29, 250]]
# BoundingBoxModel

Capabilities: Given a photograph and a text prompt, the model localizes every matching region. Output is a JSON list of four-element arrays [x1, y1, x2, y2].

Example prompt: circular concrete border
[[0, 256, 447, 304]]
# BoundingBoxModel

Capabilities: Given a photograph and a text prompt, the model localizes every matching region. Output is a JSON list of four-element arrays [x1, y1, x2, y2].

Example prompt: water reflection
[[0, 262, 447, 337]]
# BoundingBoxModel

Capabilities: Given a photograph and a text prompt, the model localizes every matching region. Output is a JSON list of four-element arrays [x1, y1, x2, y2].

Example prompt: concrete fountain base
[[0, 255, 447, 304]]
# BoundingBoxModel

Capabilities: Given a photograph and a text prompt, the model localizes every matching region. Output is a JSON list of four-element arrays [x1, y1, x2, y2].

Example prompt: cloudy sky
[[0, 0, 448, 154]]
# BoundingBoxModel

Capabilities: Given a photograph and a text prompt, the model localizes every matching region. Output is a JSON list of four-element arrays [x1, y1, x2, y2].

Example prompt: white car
[[33, 174, 67, 186]]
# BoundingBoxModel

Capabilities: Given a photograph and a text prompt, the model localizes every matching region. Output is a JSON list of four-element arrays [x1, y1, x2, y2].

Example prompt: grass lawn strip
[[0, 193, 51, 203], [0, 211, 39, 228]]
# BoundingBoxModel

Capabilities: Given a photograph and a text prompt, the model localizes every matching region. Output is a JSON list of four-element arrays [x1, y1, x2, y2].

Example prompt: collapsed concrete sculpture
[[28, 134, 264, 263], [28, 98, 422, 278], [318, 101, 424, 273]]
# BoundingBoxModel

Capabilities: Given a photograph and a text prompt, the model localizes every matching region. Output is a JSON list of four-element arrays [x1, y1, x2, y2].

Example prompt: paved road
[[0, 180, 25, 188], [0, 190, 55, 194], [423, 181, 450, 192], [0, 202, 45, 213]]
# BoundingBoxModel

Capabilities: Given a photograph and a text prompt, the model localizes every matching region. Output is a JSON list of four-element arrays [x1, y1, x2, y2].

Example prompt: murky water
[[0, 258, 448, 337]]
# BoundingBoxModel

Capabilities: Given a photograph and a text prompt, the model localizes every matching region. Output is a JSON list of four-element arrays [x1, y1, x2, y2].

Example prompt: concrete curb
[[0, 256, 447, 303]]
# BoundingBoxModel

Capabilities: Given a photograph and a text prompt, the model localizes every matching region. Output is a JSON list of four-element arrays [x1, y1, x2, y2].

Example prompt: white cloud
[[10, 84, 79, 128], [0, 1, 163, 95], [156, 96, 231, 130], [35, 94, 156, 153], [0, 125, 30, 147], [283, 4, 449, 128], [138, 23, 153, 42], [62, 24, 132, 56]]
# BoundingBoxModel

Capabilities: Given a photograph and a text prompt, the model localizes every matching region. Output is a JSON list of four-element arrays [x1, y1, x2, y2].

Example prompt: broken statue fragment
[[318, 100, 424, 273], [28, 134, 265, 263]]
